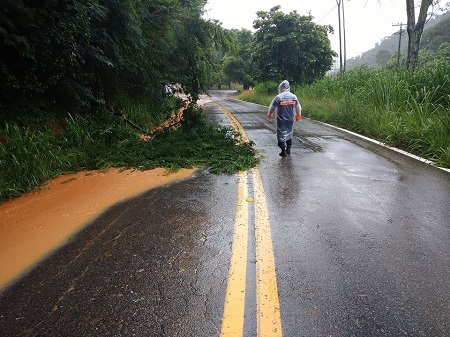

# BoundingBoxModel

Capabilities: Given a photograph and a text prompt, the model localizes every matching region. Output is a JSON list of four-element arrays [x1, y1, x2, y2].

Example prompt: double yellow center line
[[215, 102, 282, 337]]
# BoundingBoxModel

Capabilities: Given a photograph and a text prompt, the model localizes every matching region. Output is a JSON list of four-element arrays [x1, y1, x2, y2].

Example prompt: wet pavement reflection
[[1, 92, 450, 336], [208, 95, 450, 336]]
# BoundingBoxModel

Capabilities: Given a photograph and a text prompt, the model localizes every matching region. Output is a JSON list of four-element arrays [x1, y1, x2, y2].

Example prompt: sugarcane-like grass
[[240, 64, 450, 168]]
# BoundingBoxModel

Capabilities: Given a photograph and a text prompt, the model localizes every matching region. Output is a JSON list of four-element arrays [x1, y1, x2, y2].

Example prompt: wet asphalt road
[[1, 92, 450, 336]]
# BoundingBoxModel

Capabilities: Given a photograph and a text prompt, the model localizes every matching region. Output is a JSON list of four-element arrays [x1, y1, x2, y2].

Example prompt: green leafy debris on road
[[0, 104, 260, 202]]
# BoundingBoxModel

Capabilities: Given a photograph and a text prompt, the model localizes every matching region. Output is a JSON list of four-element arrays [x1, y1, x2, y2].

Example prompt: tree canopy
[[251, 6, 336, 85], [221, 29, 256, 90], [0, 0, 226, 118]]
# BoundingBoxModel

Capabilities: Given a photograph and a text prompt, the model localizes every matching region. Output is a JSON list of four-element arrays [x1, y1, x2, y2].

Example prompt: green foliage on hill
[[347, 12, 450, 69], [421, 14, 450, 51]]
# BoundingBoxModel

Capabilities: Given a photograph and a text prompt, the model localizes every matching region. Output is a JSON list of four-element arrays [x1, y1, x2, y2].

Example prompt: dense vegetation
[[1, 1, 448, 202], [0, 0, 237, 117], [209, 6, 336, 89], [0, 0, 259, 201], [0, 102, 258, 201], [239, 62, 450, 168], [251, 6, 335, 85]]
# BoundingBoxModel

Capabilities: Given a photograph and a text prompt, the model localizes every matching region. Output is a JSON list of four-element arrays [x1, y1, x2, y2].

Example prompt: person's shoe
[[286, 139, 292, 154], [278, 141, 286, 156]]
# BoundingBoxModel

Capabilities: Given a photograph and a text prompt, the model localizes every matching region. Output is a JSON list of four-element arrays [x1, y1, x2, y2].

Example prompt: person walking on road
[[267, 80, 302, 156]]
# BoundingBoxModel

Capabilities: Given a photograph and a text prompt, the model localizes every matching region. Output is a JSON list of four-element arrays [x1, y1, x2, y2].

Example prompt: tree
[[169, 14, 231, 101], [0, 0, 226, 117], [405, 0, 449, 69], [252, 6, 336, 85], [222, 29, 256, 89], [0, 0, 109, 112]]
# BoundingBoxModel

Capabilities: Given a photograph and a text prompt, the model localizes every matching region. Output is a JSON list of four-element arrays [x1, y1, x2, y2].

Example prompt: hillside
[[347, 11, 450, 69]]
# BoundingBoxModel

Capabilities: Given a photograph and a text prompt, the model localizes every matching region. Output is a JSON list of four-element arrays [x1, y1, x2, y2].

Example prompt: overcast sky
[[203, 0, 407, 59]]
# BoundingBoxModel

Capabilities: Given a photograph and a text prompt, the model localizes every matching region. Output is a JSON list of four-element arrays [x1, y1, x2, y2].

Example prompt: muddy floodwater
[[0, 168, 195, 290]]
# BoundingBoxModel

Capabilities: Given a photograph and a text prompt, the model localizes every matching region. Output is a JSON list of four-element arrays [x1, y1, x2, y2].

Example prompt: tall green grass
[[302, 65, 450, 167], [239, 64, 450, 168], [0, 124, 69, 200]]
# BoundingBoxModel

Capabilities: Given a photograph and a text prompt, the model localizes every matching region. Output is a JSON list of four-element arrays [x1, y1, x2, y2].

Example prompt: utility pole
[[336, 0, 347, 73], [393, 23, 405, 67], [336, 0, 343, 73], [342, 0, 347, 72]]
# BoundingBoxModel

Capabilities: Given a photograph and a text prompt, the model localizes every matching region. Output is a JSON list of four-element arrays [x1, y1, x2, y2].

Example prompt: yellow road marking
[[220, 172, 249, 337], [252, 168, 283, 337], [217, 101, 283, 337], [214, 102, 250, 143]]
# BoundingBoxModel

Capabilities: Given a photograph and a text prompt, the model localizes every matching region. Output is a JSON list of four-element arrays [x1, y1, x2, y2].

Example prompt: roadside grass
[[0, 101, 259, 201], [0, 124, 69, 201], [239, 65, 450, 168], [238, 90, 272, 107]]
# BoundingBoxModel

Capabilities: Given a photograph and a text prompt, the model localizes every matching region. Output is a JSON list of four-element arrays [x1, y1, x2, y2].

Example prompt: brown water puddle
[[0, 167, 195, 290]]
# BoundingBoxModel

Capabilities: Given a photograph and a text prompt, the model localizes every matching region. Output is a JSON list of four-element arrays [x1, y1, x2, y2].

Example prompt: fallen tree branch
[[148, 109, 184, 136], [105, 104, 149, 135]]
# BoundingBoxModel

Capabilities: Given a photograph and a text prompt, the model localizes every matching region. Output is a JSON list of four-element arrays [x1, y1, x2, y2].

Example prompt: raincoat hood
[[278, 80, 290, 93]]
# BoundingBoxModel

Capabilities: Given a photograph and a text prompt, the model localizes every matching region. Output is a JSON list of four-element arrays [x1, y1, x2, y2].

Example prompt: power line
[[317, 4, 338, 23]]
